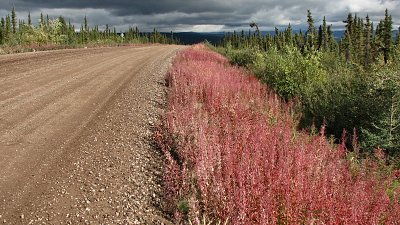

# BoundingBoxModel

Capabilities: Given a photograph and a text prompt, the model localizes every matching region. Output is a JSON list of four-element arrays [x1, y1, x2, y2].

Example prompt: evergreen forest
[[219, 9, 400, 166], [0, 8, 179, 53]]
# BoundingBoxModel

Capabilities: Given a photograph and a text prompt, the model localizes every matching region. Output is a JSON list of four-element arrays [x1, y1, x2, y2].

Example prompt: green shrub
[[222, 45, 400, 156]]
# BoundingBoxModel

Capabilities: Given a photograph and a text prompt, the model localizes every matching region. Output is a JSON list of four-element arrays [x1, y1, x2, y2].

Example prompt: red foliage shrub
[[155, 44, 400, 224]]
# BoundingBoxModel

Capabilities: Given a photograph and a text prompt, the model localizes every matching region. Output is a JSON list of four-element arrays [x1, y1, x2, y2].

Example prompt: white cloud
[[191, 24, 225, 32]]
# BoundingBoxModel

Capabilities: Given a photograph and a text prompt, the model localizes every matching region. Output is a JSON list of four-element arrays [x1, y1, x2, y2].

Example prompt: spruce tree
[[59, 16, 67, 35], [285, 23, 293, 46], [318, 25, 323, 49], [321, 16, 328, 50], [0, 18, 3, 45], [46, 14, 49, 27], [353, 17, 364, 64], [28, 12, 31, 26], [84, 16, 88, 32], [343, 29, 352, 62], [0, 17, 4, 44], [382, 9, 393, 64], [5, 15, 11, 43], [40, 13, 44, 27], [343, 13, 354, 62], [364, 15, 373, 68], [327, 25, 336, 51], [80, 25, 84, 44], [306, 10, 316, 50], [274, 27, 281, 50], [67, 20, 74, 44], [298, 29, 305, 53], [11, 7, 16, 34], [105, 24, 109, 38]]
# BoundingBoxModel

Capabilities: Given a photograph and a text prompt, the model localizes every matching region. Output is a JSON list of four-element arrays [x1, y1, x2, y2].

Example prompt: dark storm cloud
[[0, 0, 399, 32]]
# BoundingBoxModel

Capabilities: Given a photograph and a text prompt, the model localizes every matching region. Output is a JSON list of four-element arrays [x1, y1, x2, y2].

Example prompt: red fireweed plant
[[155, 44, 400, 224]]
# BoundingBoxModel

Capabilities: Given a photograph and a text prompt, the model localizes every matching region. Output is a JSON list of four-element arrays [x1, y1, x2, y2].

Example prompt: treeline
[[222, 9, 399, 68], [218, 10, 400, 162], [0, 7, 179, 49]]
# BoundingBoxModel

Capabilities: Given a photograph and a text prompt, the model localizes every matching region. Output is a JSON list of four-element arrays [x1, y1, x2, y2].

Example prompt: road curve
[[0, 45, 184, 224]]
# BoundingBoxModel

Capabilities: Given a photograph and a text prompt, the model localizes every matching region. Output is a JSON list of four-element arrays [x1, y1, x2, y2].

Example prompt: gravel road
[[0, 45, 184, 224]]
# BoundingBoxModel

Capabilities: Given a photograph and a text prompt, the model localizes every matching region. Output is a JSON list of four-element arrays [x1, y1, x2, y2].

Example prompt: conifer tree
[[5, 15, 11, 43], [343, 13, 354, 62], [382, 9, 393, 64], [306, 10, 316, 50], [80, 25, 84, 43], [327, 25, 335, 51], [58, 16, 67, 35], [40, 13, 44, 27], [67, 20, 74, 44], [364, 15, 373, 68], [84, 16, 88, 32], [343, 29, 352, 62], [105, 24, 109, 38], [321, 16, 328, 50], [28, 12, 31, 26], [46, 14, 49, 27], [0, 18, 3, 45], [274, 27, 281, 50], [353, 18, 365, 62], [297, 29, 306, 53], [11, 7, 16, 34], [318, 25, 323, 49], [285, 23, 293, 46]]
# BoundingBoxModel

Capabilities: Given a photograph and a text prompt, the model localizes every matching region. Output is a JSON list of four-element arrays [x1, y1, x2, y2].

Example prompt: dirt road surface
[[0, 45, 184, 224]]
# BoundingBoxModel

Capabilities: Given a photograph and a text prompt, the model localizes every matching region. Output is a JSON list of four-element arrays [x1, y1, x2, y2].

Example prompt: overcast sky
[[0, 0, 399, 32]]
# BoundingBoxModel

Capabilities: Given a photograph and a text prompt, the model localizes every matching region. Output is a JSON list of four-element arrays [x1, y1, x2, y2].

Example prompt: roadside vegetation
[[0, 7, 179, 54], [218, 10, 400, 167], [156, 44, 400, 224]]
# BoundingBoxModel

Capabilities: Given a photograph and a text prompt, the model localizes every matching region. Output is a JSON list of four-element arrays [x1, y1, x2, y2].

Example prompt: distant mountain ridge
[[168, 30, 399, 45]]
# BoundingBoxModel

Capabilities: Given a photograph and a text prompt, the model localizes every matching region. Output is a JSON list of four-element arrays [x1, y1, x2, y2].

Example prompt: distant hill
[[166, 32, 225, 45], [169, 30, 398, 45]]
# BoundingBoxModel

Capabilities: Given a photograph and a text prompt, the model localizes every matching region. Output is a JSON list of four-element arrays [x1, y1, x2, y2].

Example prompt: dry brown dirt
[[0, 45, 185, 224]]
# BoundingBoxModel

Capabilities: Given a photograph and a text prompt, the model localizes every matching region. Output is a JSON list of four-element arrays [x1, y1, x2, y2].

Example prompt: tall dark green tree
[[0, 17, 3, 44], [327, 25, 336, 51], [354, 17, 364, 63], [39, 13, 44, 27], [28, 12, 31, 26], [382, 9, 393, 64], [5, 15, 11, 43], [343, 13, 354, 62], [285, 23, 293, 46], [67, 20, 75, 44], [306, 10, 316, 50], [46, 14, 49, 27], [59, 16, 67, 35], [11, 7, 16, 34], [105, 24, 110, 38], [84, 16, 88, 32], [321, 16, 328, 50], [318, 25, 323, 49], [364, 15, 373, 68]]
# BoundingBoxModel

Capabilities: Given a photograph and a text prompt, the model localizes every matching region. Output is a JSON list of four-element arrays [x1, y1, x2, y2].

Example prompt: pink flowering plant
[[155, 44, 400, 224]]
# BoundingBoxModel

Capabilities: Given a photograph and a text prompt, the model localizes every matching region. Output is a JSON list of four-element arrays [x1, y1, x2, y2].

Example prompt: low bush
[[222, 46, 400, 157]]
